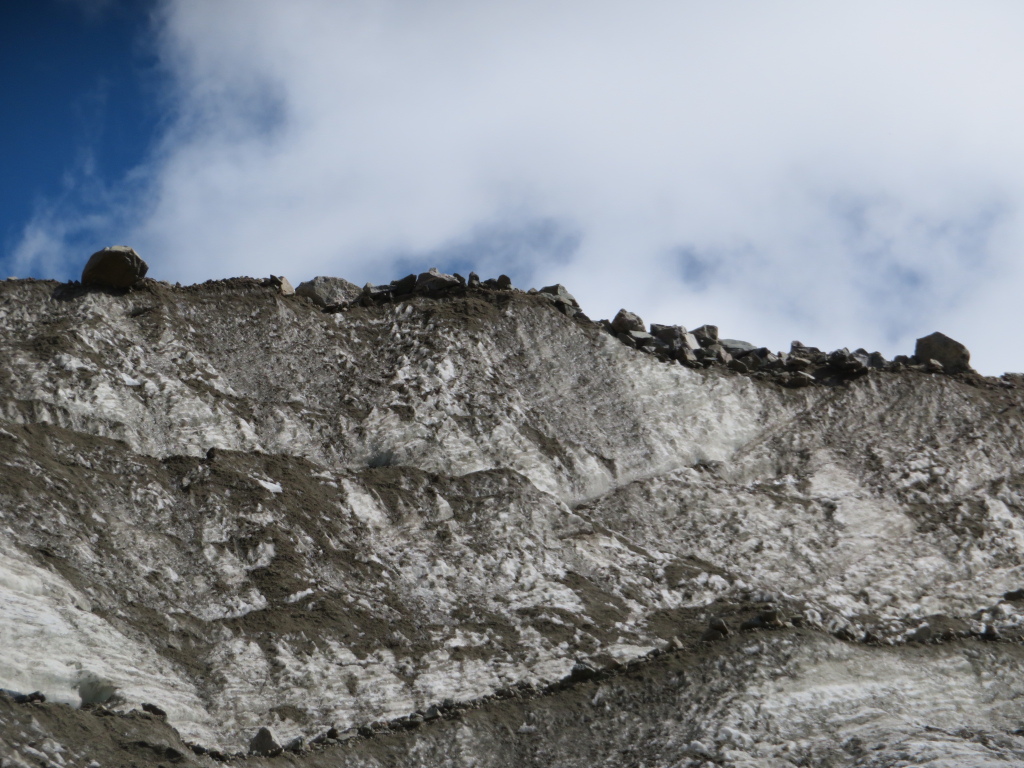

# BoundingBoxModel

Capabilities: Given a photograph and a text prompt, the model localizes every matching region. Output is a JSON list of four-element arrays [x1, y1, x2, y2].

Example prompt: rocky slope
[[1, 273, 1024, 767]]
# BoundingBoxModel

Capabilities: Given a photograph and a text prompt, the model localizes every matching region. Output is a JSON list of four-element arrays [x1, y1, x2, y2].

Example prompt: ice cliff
[[1, 272, 1024, 767]]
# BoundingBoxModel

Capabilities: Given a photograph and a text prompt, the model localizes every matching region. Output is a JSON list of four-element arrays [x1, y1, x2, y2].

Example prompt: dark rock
[[611, 309, 645, 334], [496, 274, 513, 289], [728, 359, 749, 373], [468, 271, 481, 288], [249, 726, 282, 757], [1004, 589, 1024, 602], [867, 351, 888, 369], [708, 617, 730, 636], [296, 276, 362, 307], [924, 359, 944, 373], [617, 333, 637, 349], [81, 246, 149, 288], [700, 628, 727, 642], [650, 324, 686, 346], [7, 690, 45, 704], [390, 273, 417, 296], [568, 660, 599, 683], [676, 348, 699, 366], [141, 702, 166, 717], [284, 736, 306, 753], [415, 268, 461, 295], [540, 284, 580, 309], [692, 325, 719, 345], [789, 371, 816, 387], [423, 704, 441, 720], [914, 332, 972, 373], [628, 331, 656, 347]]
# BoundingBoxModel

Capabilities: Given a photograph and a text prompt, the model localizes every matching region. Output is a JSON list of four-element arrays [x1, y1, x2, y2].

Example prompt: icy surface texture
[[1, 277, 1024, 765]]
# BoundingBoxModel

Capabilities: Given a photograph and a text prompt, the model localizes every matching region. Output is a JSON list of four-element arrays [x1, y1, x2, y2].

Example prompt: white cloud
[[13, 0, 1024, 373]]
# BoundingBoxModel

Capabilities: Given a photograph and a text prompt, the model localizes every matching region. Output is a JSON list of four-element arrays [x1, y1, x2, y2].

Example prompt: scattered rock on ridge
[[915, 332, 972, 374], [266, 275, 295, 296], [81, 246, 148, 288], [692, 324, 719, 345], [540, 284, 580, 309], [296, 276, 361, 307], [249, 726, 282, 757], [611, 309, 645, 334]]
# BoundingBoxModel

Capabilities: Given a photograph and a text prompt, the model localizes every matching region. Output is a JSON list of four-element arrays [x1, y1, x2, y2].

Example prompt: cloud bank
[[10, 0, 1024, 374]]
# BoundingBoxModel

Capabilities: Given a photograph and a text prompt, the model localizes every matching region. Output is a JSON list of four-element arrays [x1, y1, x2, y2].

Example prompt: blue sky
[[4, 1, 1024, 375]]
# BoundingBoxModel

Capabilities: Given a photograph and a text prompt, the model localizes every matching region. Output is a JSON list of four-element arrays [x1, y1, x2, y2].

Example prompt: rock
[[267, 275, 295, 296], [468, 272, 481, 288], [708, 617, 730, 636], [692, 325, 719, 345], [81, 246, 148, 288], [680, 332, 701, 351], [727, 359, 748, 373], [627, 330, 656, 347], [925, 359, 944, 373], [914, 332, 972, 373], [611, 309, 645, 334], [141, 702, 166, 717], [649, 324, 686, 347], [390, 274, 417, 296], [249, 727, 282, 757], [540, 284, 580, 309], [568, 660, 599, 683], [789, 371, 816, 387], [284, 735, 306, 753], [720, 339, 757, 356], [415, 268, 461, 295], [496, 274, 513, 290], [1004, 589, 1024, 602], [296, 276, 362, 307]]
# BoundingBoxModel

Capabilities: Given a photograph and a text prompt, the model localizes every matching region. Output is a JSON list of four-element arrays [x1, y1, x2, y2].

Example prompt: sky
[[3, 1, 1024, 375]]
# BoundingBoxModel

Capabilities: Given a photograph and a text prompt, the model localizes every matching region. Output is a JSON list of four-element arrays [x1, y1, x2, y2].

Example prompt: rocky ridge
[[1, 265, 1024, 767]]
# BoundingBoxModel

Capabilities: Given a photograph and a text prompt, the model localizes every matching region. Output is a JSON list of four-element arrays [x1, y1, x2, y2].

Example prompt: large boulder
[[611, 309, 645, 334], [914, 332, 972, 373], [539, 284, 580, 309], [296, 276, 361, 307], [416, 268, 462, 295], [81, 246, 148, 288], [249, 727, 282, 757]]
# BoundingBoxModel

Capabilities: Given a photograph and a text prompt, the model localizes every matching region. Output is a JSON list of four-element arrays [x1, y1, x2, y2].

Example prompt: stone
[[141, 702, 166, 717], [728, 359, 748, 373], [540, 284, 580, 309], [676, 348, 700, 366], [284, 735, 306, 753], [709, 617, 730, 636], [568, 660, 599, 683], [790, 371, 816, 387], [914, 332, 972, 373], [611, 309, 645, 334], [680, 332, 701, 351], [249, 727, 282, 757], [415, 268, 461, 295], [720, 339, 757, 356], [627, 331, 656, 347], [692, 325, 719, 345], [390, 274, 417, 296], [81, 246, 148, 288], [267, 275, 295, 296], [295, 276, 362, 307], [468, 272, 481, 288], [496, 274, 513, 290], [649, 324, 686, 347]]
